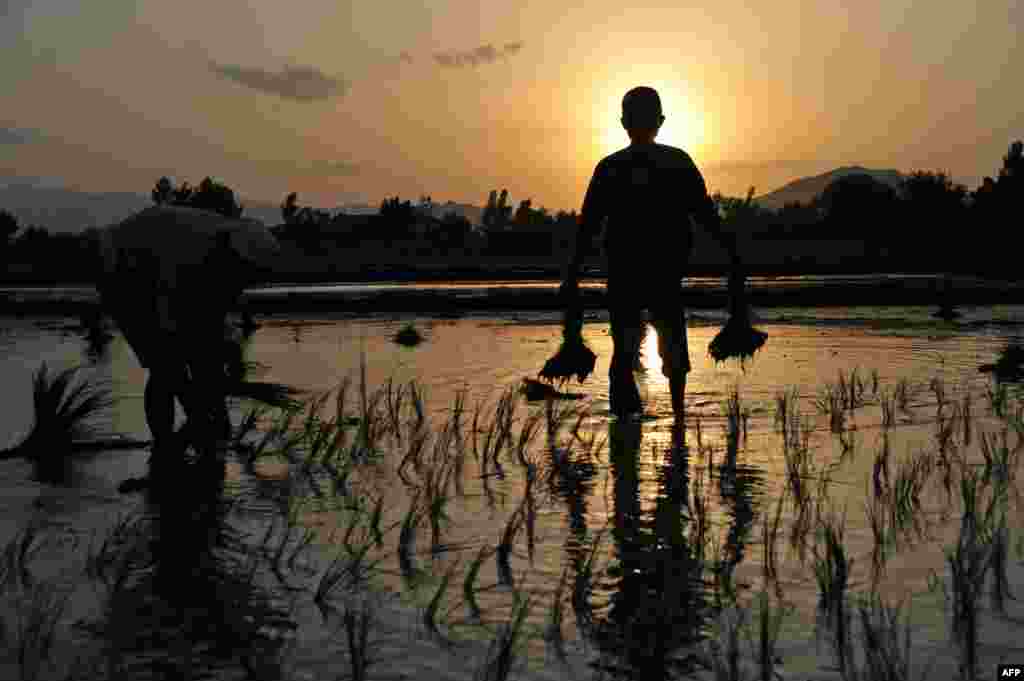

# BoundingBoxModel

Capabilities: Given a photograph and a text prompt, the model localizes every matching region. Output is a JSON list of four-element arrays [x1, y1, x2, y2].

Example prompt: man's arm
[[696, 194, 741, 266], [684, 159, 740, 266], [565, 161, 607, 287], [683, 157, 745, 315]]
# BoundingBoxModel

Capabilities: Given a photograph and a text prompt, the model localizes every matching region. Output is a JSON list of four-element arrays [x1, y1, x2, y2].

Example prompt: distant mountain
[[0, 179, 487, 232], [0, 180, 283, 233], [754, 166, 905, 212], [0, 182, 149, 233]]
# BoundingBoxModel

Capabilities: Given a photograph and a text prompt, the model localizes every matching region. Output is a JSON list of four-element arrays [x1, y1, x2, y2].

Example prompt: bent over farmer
[[562, 86, 742, 419], [95, 205, 281, 477]]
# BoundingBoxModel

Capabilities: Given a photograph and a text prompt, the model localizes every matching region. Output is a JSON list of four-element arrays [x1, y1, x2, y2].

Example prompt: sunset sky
[[1, 0, 1020, 212]]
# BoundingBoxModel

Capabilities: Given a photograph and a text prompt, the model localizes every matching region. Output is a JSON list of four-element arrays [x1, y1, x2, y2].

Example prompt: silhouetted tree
[[481, 191, 568, 255], [971, 176, 1000, 255], [999, 140, 1023, 188], [482, 190, 498, 228], [1, 218, 98, 278], [273, 193, 334, 254], [418, 195, 434, 216], [497, 189, 511, 226], [379, 196, 416, 240], [815, 174, 899, 263], [172, 181, 193, 205], [553, 209, 578, 251], [190, 177, 244, 218], [899, 171, 967, 267], [482, 188, 512, 230], [294, 207, 332, 226], [280, 193, 332, 229], [281, 192, 299, 223], [967, 141, 1023, 275], [430, 212, 473, 249], [0, 210, 17, 236], [773, 200, 822, 238], [994, 141, 1024, 226], [15, 225, 50, 249], [511, 198, 554, 230], [973, 176, 998, 204], [818, 174, 897, 225], [713, 187, 766, 234], [514, 198, 532, 226], [151, 176, 174, 205], [1, 210, 18, 260], [901, 171, 966, 207], [818, 174, 896, 238], [9, 225, 57, 271], [379, 196, 413, 220], [151, 176, 244, 218]]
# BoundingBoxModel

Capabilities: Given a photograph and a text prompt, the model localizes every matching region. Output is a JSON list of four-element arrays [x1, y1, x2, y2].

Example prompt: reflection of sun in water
[[639, 322, 664, 379]]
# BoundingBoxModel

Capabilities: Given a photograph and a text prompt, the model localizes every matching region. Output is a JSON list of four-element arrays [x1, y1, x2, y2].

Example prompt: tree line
[[708, 141, 1021, 272], [1, 140, 1021, 279]]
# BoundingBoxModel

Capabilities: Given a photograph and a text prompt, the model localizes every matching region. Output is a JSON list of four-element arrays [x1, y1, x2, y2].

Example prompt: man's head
[[621, 86, 665, 144]]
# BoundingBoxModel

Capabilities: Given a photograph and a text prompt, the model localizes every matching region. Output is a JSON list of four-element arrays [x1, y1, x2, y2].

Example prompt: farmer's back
[[582, 142, 716, 280]]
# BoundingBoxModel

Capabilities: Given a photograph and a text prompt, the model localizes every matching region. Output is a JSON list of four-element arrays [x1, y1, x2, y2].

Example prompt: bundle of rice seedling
[[539, 292, 596, 385], [394, 322, 424, 347], [0, 363, 113, 458], [0, 363, 116, 482], [520, 378, 585, 402], [708, 271, 767, 367]]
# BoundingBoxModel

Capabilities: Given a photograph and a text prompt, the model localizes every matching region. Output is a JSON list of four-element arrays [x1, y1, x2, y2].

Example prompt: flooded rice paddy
[[3, 291, 1024, 680]]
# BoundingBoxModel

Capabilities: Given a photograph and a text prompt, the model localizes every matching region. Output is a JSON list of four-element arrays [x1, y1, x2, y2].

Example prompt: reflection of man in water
[[598, 420, 707, 679], [562, 86, 741, 419]]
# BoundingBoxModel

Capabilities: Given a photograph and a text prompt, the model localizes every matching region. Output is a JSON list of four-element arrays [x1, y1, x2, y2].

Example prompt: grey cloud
[[210, 62, 348, 101], [433, 42, 523, 68], [0, 127, 42, 145]]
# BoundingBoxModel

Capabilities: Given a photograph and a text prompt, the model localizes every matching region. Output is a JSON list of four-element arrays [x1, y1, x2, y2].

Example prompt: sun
[[593, 74, 708, 157]]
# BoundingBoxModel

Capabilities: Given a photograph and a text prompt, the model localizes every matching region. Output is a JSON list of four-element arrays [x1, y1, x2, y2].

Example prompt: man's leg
[[181, 309, 233, 458], [609, 303, 644, 417], [143, 353, 197, 471], [103, 306, 186, 456], [144, 367, 182, 447], [652, 303, 691, 420], [128, 332, 214, 466]]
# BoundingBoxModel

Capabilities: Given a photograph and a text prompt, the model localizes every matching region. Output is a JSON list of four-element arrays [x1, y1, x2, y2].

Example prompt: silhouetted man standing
[[562, 86, 741, 419]]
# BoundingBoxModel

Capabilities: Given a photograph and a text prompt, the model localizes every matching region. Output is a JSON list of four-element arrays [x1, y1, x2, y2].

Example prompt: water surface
[[2, 301, 1024, 679]]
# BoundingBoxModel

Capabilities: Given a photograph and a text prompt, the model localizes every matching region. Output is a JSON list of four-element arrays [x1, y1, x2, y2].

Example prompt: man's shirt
[[579, 142, 720, 275]]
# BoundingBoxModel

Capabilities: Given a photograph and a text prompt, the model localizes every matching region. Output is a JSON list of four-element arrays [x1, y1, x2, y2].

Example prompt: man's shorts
[[607, 274, 691, 378]]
